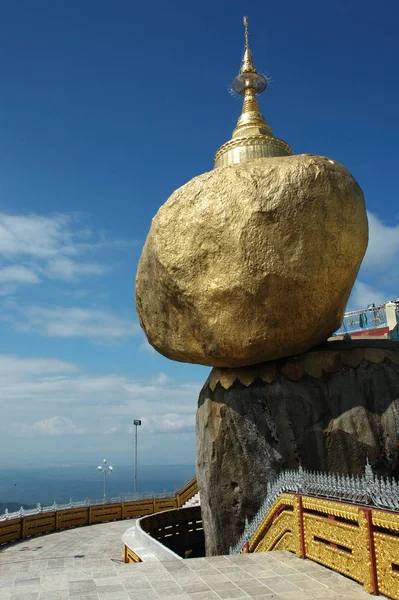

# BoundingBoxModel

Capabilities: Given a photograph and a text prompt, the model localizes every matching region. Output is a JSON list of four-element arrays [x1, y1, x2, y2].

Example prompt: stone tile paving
[[0, 519, 385, 599]]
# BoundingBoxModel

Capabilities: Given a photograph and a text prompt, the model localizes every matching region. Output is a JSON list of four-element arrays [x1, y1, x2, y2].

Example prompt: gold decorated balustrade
[[124, 546, 142, 563], [176, 477, 199, 507], [246, 493, 399, 598], [0, 478, 198, 547]]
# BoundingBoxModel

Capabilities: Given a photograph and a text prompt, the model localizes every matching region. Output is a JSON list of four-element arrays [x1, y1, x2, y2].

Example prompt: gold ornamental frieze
[[301, 496, 360, 519], [206, 345, 399, 391], [372, 509, 399, 532]]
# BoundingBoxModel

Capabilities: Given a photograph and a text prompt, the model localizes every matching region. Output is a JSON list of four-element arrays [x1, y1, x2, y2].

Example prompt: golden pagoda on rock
[[136, 16, 368, 368], [214, 17, 292, 168]]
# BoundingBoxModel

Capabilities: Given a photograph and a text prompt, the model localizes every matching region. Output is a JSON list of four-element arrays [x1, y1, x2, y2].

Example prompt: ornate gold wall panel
[[247, 493, 399, 598], [374, 532, 399, 599], [303, 511, 372, 592], [291, 497, 373, 593], [254, 511, 298, 555], [177, 478, 199, 507], [272, 531, 296, 552], [370, 506, 399, 599], [249, 494, 300, 556], [124, 546, 142, 563], [0, 519, 20, 544]]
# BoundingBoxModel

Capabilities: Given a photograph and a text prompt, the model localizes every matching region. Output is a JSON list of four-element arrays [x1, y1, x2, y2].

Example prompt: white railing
[[230, 461, 399, 554], [333, 299, 399, 336], [0, 489, 174, 522]]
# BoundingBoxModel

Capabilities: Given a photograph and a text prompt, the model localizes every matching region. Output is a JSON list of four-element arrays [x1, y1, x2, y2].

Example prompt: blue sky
[[0, 0, 398, 468]]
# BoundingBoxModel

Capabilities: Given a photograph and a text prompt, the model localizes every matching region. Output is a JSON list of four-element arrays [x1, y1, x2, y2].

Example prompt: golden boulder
[[135, 154, 368, 367]]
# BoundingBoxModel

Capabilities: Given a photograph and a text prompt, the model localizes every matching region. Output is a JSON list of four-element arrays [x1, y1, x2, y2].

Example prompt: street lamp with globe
[[97, 458, 113, 499]]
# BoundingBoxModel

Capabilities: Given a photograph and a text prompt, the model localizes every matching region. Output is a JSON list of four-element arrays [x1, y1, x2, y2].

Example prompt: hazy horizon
[[0, 463, 196, 506]]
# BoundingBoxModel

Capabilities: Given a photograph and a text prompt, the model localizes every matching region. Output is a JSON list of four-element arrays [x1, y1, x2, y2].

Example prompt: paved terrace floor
[[0, 520, 381, 600]]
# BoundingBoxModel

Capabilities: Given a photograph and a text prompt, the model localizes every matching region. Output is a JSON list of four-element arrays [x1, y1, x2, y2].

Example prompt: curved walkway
[[0, 520, 381, 600]]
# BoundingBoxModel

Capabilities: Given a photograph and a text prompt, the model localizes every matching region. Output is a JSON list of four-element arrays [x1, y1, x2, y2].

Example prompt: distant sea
[[0, 464, 195, 511]]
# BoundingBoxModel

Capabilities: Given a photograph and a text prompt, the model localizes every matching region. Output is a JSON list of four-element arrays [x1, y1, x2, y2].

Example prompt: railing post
[[297, 495, 306, 559], [363, 508, 378, 596], [21, 517, 26, 539]]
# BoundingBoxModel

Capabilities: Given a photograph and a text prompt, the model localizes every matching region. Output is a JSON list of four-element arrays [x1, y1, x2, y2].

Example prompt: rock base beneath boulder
[[196, 340, 399, 556]]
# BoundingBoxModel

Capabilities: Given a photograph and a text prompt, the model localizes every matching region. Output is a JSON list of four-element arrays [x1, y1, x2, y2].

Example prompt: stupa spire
[[214, 16, 293, 168], [242, 16, 256, 73], [232, 16, 271, 141]]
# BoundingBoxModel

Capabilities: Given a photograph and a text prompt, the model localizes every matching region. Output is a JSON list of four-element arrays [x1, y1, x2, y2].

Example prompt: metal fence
[[230, 461, 399, 554], [0, 489, 174, 522]]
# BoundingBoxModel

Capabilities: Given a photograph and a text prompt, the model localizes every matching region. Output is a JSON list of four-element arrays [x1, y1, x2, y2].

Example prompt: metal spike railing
[[230, 461, 399, 554]]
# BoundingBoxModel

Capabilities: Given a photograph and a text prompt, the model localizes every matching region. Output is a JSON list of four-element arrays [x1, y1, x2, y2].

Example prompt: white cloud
[[362, 212, 399, 271], [44, 258, 106, 281], [0, 265, 40, 284], [0, 213, 73, 258], [15, 306, 139, 339], [31, 416, 85, 437], [138, 336, 157, 355], [0, 354, 203, 464], [147, 413, 195, 434], [348, 281, 388, 311], [0, 355, 200, 419], [346, 211, 399, 311], [150, 372, 171, 385], [0, 355, 79, 376], [0, 211, 136, 293]]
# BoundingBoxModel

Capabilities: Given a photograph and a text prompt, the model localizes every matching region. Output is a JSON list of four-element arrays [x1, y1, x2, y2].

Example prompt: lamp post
[[97, 458, 113, 499], [133, 420, 142, 497]]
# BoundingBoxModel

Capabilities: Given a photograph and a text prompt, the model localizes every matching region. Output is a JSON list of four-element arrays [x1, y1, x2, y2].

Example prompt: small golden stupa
[[214, 17, 292, 168]]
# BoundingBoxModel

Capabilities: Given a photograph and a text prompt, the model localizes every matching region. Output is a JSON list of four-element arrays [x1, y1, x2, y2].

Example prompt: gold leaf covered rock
[[135, 154, 368, 367]]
